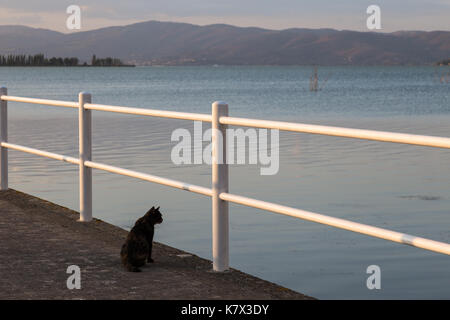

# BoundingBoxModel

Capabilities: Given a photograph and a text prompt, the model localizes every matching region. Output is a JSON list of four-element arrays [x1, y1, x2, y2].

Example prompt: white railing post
[[211, 101, 229, 271], [0, 87, 7, 190], [78, 92, 92, 222]]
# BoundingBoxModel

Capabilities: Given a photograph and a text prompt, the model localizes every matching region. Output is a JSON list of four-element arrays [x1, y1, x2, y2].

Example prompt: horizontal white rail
[[220, 116, 450, 149], [0, 95, 78, 108], [4, 139, 449, 255], [3, 94, 449, 149], [1, 90, 450, 273], [220, 193, 450, 256], [0, 141, 212, 197], [85, 103, 212, 122], [0, 94, 212, 121], [84, 160, 213, 197], [1, 142, 79, 165], [2, 94, 450, 149]]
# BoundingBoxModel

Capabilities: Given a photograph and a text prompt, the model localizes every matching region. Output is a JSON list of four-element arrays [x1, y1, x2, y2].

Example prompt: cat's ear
[[156, 206, 160, 211]]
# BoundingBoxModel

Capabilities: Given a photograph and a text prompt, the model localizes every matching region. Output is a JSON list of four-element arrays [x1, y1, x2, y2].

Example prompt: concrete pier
[[0, 189, 313, 300]]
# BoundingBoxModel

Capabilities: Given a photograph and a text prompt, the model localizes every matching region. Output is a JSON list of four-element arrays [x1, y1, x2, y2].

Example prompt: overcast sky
[[0, 0, 449, 33]]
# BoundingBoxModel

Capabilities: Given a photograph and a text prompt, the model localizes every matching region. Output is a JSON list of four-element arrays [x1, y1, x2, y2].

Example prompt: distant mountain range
[[0, 21, 449, 66]]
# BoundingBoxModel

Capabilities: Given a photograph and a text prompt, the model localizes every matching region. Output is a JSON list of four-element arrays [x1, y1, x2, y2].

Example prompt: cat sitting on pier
[[120, 206, 163, 272]]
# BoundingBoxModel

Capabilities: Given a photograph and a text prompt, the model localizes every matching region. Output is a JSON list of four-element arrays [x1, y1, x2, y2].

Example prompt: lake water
[[1, 66, 449, 299]]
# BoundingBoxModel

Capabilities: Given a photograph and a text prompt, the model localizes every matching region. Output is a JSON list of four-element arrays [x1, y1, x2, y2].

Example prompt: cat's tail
[[120, 243, 127, 255], [120, 243, 127, 263], [121, 244, 142, 272]]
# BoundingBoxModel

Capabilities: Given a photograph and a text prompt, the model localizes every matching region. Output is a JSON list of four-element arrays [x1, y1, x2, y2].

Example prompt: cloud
[[0, 7, 60, 25], [0, 1, 448, 32]]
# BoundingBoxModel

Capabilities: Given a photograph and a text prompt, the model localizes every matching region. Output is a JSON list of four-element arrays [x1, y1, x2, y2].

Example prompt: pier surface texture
[[0, 189, 313, 300]]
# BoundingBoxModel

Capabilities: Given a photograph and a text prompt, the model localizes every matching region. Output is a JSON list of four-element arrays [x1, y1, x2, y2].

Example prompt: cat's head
[[144, 206, 163, 225]]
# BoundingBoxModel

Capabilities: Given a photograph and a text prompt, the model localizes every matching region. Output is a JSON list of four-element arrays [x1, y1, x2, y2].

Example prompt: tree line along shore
[[0, 54, 134, 67], [435, 59, 450, 66], [1, 53, 448, 67]]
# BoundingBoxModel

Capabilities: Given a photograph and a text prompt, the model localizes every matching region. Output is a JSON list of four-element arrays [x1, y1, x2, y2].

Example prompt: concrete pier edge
[[0, 189, 314, 300]]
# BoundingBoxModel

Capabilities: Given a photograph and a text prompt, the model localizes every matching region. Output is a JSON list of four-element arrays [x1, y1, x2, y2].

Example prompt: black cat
[[120, 206, 163, 272]]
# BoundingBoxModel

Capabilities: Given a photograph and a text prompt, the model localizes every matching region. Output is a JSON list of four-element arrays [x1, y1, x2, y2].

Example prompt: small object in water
[[310, 66, 319, 92], [399, 195, 441, 201]]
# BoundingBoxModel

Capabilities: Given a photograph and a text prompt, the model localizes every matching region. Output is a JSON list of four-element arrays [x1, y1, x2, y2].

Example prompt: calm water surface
[[1, 66, 449, 299]]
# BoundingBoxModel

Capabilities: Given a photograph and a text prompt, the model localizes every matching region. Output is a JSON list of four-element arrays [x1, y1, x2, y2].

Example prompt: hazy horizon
[[0, 0, 449, 33], [1, 19, 450, 35]]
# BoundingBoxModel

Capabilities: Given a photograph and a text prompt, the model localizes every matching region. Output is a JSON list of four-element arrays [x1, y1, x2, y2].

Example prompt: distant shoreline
[[1, 21, 449, 66], [134, 64, 445, 67], [0, 64, 445, 67], [0, 54, 134, 67], [0, 65, 135, 67]]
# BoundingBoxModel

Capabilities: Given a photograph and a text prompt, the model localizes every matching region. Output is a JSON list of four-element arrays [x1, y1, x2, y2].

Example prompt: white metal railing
[[1, 87, 450, 272]]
